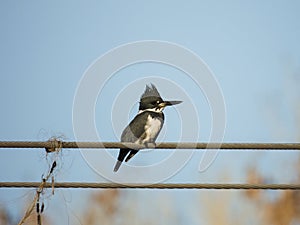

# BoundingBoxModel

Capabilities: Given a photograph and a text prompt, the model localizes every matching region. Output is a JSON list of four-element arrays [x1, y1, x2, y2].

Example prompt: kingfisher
[[113, 84, 182, 172]]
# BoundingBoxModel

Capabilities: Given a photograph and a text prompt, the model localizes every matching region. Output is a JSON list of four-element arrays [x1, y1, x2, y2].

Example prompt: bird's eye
[[151, 100, 160, 105]]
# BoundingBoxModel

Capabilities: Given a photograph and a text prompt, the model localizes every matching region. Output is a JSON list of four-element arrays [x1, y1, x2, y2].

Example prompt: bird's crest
[[140, 84, 161, 100]]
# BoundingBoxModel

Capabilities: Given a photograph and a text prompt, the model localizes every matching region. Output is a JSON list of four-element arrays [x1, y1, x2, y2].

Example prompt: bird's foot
[[145, 142, 156, 148]]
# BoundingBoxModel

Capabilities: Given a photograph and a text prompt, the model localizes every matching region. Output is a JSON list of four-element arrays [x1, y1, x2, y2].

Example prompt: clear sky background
[[1, 1, 300, 224]]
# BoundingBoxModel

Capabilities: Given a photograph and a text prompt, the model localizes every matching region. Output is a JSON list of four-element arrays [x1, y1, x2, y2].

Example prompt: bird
[[113, 84, 182, 172]]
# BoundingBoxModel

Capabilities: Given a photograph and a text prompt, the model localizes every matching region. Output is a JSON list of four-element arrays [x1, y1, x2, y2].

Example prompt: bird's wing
[[121, 111, 164, 142], [121, 112, 149, 142]]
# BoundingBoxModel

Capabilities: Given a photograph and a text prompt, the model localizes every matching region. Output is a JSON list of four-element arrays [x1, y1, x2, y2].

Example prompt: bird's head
[[139, 84, 182, 112]]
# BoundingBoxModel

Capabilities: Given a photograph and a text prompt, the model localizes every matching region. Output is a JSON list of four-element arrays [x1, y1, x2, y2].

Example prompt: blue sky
[[1, 1, 300, 224]]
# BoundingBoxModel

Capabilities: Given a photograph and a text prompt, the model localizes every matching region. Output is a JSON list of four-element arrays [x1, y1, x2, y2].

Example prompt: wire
[[0, 182, 300, 190], [1, 141, 299, 190], [0, 141, 300, 150]]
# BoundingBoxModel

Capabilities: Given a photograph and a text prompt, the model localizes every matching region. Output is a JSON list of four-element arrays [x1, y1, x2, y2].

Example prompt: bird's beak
[[159, 101, 182, 107]]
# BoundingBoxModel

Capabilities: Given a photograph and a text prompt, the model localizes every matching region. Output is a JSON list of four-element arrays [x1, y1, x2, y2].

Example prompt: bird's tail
[[113, 160, 122, 172], [113, 148, 129, 172]]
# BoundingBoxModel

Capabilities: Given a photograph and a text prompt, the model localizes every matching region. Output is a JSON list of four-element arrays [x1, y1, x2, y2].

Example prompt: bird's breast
[[143, 115, 163, 142]]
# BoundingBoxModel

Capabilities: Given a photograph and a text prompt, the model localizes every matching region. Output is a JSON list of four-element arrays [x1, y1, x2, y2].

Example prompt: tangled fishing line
[[18, 138, 62, 225]]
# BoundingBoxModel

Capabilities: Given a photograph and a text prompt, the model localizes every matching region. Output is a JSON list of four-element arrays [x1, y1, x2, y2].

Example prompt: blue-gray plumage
[[113, 84, 182, 172]]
